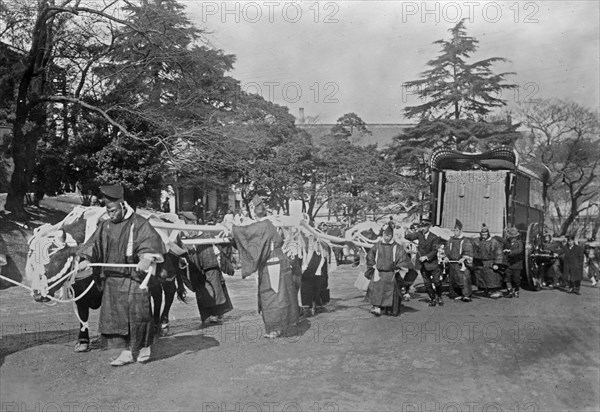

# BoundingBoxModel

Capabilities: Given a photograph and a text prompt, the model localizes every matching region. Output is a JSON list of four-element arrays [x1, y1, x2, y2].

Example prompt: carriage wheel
[[525, 222, 542, 290]]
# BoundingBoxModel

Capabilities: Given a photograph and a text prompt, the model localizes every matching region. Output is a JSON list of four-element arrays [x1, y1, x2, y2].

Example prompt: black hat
[[454, 219, 463, 230], [99, 184, 124, 202], [251, 194, 263, 207], [506, 227, 520, 238], [383, 223, 394, 236], [420, 218, 431, 227]]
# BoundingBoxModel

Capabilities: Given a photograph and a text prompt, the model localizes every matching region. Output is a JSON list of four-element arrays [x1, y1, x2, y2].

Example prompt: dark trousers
[[542, 260, 562, 285], [567, 280, 581, 291], [504, 267, 522, 290], [421, 266, 442, 298], [72, 275, 103, 342], [301, 274, 327, 307], [397, 269, 419, 289]]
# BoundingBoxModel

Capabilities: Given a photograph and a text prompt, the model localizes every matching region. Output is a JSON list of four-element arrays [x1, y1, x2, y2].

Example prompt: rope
[[41, 279, 96, 304], [1, 263, 139, 305], [0, 273, 93, 303], [46, 257, 76, 287], [0, 274, 35, 292], [69, 284, 91, 330]]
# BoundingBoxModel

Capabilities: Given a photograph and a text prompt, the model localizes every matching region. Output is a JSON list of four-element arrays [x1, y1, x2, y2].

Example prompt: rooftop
[[297, 123, 414, 148]]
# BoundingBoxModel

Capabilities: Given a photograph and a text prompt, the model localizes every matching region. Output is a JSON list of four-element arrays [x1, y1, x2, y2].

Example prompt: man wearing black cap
[[561, 235, 584, 295], [444, 219, 474, 302], [79, 183, 166, 366], [365, 223, 413, 316], [503, 227, 524, 298], [405, 218, 443, 307]]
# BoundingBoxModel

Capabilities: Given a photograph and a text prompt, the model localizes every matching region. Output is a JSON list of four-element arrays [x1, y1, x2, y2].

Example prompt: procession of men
[[60, 183, 593, 368]]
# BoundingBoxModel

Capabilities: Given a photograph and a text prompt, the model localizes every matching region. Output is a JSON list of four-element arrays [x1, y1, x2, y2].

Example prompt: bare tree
[[516, 99, 600, 237]]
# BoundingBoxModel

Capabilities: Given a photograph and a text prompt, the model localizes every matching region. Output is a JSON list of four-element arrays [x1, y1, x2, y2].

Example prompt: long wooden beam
[[181, 238, 231, 245], [150, 221, 226, 232]]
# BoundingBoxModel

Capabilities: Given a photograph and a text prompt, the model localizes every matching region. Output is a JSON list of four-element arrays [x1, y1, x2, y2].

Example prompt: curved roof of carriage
[[430, 146, 550, 182]]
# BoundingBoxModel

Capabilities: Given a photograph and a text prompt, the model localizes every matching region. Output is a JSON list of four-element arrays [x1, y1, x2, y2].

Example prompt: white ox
[[25, 206, 187, 296]]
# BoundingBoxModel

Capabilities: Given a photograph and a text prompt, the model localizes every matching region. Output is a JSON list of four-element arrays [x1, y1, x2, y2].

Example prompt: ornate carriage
[[429, 146, 551, 289]]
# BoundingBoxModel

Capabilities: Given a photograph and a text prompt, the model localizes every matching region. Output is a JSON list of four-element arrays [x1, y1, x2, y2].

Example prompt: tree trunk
[[5, 1, 50, 219], [591, 214, 600, 240], [559, 196, 580, 236]]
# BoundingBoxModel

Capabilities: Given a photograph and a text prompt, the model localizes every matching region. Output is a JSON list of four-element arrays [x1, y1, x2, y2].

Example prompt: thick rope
[[1, 263, 138, 304]]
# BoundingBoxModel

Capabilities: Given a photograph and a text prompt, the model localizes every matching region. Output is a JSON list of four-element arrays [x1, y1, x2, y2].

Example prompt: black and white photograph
[[1, 1, 599, 411]]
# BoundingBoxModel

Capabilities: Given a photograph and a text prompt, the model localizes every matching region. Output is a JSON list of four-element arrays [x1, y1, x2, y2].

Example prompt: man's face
[[567, 238, 575, 247], [254, 204, 267, 218], [480, 231, 490, 240], [383, 233, 393, 243], [420, 224, 430, 234], [453, 228, 462, 237], [106, 201, 125, 222]]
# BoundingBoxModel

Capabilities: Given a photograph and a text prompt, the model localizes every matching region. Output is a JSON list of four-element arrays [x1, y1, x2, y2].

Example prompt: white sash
[[266, 242, 280, 293]]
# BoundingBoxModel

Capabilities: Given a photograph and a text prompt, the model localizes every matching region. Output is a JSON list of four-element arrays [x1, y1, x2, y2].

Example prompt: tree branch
[[40, 94, 149, 142]]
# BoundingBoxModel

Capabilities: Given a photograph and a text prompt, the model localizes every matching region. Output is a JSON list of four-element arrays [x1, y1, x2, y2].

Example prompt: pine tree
[[404, 19, 516, 120]]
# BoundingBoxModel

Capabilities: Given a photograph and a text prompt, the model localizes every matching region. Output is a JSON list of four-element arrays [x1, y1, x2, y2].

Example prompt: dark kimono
[[504, 237, 524, 288], [365, 241, 412, 314], [562, 244, 584, 282], [232, 220, 300, 335], [542, 240, 563, 284], [446, 236, 473, 297], [82, 212, 165, 354], [185, 242, 233, 322], [473, 237, 504, 290], [301, 251, 328, 308]]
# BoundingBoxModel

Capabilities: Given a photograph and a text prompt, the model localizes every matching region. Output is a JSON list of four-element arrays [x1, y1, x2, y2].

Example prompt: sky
[[179, 0, 600, 124]]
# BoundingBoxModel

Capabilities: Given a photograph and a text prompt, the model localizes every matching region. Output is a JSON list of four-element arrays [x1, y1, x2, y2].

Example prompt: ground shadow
[[0, 254, 23, 290], [149, 334, 219, 362], [399, 305, 419, 314], [25, 206, 69, 225], [319, 297, 355, 314], [0, 327, 81, 366], [160, 318, 205, 337]]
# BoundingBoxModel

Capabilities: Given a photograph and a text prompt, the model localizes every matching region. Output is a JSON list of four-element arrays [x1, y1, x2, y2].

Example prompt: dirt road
[[1, 260, 599, 412]]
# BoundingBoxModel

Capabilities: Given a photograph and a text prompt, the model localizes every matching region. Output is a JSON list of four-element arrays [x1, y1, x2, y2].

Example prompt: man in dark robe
[[503, 227, 524, 298], [405, 219, 442, 306], [473, 225, 505, 298], [365, 224, 413, 316], [79, 184, 165, 366], [444, 219, 474, 302], [540, 234, 563, 288], [185, 240, 234, 324], [232, 196, 300, 338], [561, 235, 584, 295]]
